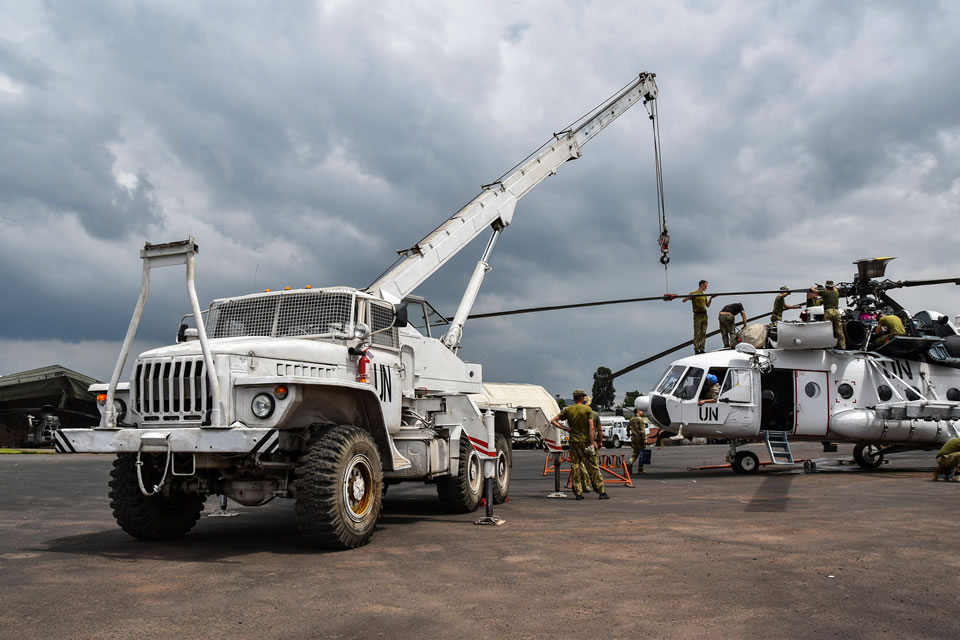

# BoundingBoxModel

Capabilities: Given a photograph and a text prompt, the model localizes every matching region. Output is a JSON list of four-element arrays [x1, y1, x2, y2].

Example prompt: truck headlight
[[251, 393, 275, 419]]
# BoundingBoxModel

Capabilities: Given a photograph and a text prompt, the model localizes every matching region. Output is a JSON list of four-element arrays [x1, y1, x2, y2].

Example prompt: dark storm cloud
[[2, 1, 960, 395]]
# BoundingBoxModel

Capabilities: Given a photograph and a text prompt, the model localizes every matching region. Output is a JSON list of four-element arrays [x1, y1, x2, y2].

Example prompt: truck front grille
[[134, 356, 211, 423]]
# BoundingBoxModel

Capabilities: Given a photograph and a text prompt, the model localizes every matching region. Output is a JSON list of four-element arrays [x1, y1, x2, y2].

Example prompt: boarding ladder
[[763, 430, 794, 465]]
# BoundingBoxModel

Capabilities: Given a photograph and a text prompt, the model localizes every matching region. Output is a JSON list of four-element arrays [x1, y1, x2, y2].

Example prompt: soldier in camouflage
[[819, 280, 846, 349], [770, 286, 800, 324], [627, 407, 649, 474], [682, 280, 715, 354], [934, 437, 960, 481], [551, 389, 608, 499]]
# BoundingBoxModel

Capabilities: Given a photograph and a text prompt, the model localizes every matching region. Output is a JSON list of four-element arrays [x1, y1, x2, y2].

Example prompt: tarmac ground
[[1, 442, 957, 639]]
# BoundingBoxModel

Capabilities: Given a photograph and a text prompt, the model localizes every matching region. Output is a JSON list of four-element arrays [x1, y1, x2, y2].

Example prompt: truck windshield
[[208, 290, 355, 338]]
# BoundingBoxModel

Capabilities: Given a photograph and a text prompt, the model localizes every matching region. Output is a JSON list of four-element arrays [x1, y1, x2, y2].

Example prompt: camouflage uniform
[[770, 295, 787, 324], [875, 314, 906, 346], [820, 286, 846, 349], [558, 403, 605, 495], [689, 290, 709, 354], [627, 414, 648, 473], [935, 437, 960, 481]]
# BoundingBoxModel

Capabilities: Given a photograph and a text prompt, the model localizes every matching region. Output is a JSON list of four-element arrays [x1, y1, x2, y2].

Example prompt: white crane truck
[[56, 72, 660, 549]]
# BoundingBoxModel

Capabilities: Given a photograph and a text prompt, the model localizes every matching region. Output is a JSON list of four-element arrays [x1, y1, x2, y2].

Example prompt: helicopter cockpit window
[[877, 385, 893, 402], [804, 382, 821, 398], [655, 365, 685, 395], [837, 383, 854, 400], [674, 367, 704, 401]]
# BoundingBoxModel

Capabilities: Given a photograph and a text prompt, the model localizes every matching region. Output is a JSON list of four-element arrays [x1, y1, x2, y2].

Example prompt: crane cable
[[646, 96, 669, 289]]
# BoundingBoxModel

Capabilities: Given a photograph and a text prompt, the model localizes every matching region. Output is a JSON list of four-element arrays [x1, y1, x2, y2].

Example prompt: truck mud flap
[[55, 427, 279, 454]]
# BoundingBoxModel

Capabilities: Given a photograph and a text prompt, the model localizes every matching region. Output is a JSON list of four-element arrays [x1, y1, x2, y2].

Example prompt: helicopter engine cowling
[[830, 409, 955, 444]]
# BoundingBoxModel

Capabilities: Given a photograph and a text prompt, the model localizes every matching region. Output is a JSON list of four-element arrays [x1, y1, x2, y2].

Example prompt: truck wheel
[[295, 425, 383, 550], [108, 454, 206, 541], [493, 433, 511, 504], [613, 435, 622, 449], [437, 436, 482, 513]]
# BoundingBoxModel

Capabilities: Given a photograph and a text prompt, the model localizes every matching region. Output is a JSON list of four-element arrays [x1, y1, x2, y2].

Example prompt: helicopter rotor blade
[[892, 277, 960, 289], [607, 310, 773, 380], [463, 288, 812, 321]]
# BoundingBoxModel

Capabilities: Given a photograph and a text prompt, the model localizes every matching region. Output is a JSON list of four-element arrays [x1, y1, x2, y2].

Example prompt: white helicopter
[[631, 258, 960, 473]]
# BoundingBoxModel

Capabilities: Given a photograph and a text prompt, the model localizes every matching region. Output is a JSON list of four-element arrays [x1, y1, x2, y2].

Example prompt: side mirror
[[393, 302, 409, 328], [176, 323, 188, 343]]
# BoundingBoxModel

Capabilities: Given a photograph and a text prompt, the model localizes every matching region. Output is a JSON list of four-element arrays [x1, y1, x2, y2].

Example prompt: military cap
[[779, 286, 790, 291], [825, 280, 835, 286], [573, 388, 586, 397]]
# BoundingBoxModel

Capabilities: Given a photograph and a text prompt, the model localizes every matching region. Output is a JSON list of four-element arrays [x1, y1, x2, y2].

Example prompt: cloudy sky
[[2, 1, 960, 401]]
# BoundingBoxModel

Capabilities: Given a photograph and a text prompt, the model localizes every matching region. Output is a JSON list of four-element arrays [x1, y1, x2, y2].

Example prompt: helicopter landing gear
[[727, 441, 760, 474], [732, 451, 760, 474], [853, 443, 884, 470]]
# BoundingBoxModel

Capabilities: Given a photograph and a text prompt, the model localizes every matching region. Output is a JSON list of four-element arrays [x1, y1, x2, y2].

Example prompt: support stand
[[475, 411, 505, 525], [207, 493, 239, 517], [547, 451, 567, 498]]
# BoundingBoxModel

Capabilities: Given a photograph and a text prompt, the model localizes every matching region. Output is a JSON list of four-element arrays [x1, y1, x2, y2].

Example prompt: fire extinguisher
[[349, 346, 372, 383]]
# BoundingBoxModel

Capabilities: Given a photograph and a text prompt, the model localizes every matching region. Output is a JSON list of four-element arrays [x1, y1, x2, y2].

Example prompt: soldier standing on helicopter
[[820, 280, 846, 349], [682, 280, 716, 354], [770, 286, 801, 324]]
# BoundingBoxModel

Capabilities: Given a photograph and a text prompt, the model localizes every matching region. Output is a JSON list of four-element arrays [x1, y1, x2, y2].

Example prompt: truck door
[[794, 370, 829, 436]]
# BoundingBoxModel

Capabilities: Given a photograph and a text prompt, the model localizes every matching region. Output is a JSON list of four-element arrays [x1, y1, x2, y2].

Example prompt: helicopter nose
[[634, 395, 651, 412], [648, 394, 672, 428]]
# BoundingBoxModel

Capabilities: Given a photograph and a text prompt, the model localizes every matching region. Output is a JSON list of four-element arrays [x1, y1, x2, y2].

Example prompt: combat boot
[[934, 471, 946, 481], [947, 470, 958, 482]]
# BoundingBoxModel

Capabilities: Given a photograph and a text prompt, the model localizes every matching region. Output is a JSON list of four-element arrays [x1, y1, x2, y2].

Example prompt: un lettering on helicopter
[[635, 259, 960, 474]]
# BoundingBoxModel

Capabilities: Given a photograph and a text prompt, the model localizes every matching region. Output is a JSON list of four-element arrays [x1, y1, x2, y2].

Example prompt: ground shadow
[[31, 493, 475, 562]]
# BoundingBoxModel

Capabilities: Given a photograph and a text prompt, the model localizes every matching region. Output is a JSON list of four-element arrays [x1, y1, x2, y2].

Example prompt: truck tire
[[108, 454, 206, 541], [295, 425, 383, 550], [493, 433, 511, 505], [437, 436, 482, 513]]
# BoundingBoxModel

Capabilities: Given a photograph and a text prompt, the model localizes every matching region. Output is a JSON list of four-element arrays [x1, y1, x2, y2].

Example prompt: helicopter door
[[717, 368, 757, 427], [794, 370, 829, 437]]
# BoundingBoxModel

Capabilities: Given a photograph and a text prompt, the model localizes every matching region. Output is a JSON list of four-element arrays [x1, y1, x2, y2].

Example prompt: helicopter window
[[719, 369, 752, 403], [905, 386, 921, 401], [877, 385, 893, 402], [947, 388, 960, 402], [674, 367, 704, 400], [804, 382, 821, 398], [837, 383, 854, 400], [655, 366, 685, 395]]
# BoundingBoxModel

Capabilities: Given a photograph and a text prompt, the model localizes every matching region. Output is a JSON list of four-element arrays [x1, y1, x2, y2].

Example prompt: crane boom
[[367, 72, 659, 303]]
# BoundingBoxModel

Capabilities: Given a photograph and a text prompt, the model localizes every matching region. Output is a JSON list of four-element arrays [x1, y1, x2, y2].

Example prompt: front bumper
[[55, 426, 279, 455]]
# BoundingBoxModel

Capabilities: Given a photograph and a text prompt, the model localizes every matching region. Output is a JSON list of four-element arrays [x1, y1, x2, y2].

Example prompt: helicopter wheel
[[853, 443, 884, 470], [732, 451, 760, 474]]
